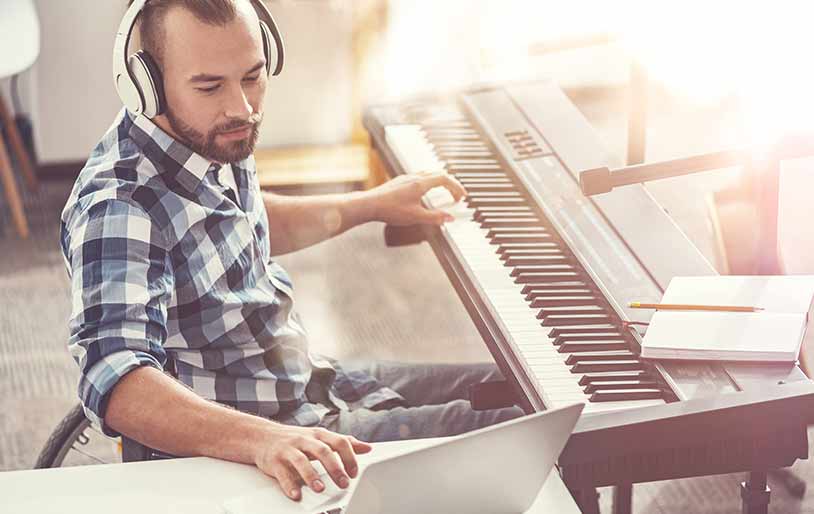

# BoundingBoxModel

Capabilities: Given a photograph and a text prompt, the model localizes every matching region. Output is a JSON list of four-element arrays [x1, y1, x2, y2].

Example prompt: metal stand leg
[[569, 487, 600, 514], [612, 484, 633, 514], [741, 471, 771, 514]]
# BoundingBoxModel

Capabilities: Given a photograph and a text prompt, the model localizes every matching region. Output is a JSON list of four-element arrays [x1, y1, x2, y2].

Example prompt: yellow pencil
[[628, 302, 763, 313]]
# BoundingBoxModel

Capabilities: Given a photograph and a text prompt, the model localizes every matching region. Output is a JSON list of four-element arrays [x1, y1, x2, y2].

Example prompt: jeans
[[317, 361, 525, 442]]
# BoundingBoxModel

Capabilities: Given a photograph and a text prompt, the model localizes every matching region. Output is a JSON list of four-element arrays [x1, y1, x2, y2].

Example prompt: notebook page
[[662, 276, 814, 313], [643, 311, 806, 360]]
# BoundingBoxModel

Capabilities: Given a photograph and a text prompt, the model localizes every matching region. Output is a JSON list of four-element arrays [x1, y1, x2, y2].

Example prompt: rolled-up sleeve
[[64, 198, 174, 436]]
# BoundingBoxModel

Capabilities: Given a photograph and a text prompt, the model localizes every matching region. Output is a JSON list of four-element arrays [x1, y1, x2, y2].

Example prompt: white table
[[0, 440, 580, 513]]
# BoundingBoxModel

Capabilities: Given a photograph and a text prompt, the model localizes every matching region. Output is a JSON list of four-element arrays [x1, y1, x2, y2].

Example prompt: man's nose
[[223, 82, 253, 119]]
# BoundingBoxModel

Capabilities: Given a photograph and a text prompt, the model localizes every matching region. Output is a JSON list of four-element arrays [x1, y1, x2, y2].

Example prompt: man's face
[[157, 3, 267, 163]]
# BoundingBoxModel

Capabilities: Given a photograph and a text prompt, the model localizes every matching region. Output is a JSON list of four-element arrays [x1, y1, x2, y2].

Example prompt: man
[[60, 0, 523, 502]]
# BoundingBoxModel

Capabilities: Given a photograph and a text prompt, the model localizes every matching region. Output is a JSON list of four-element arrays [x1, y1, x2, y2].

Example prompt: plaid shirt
[[60, 110, 403, 435]]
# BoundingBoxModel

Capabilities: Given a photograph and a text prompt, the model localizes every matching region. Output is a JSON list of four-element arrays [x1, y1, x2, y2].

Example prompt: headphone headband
[[113, 0, 284, 117]]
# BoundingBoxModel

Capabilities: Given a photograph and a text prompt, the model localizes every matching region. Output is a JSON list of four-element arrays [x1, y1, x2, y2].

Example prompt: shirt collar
[[126, 110, 222, 197]]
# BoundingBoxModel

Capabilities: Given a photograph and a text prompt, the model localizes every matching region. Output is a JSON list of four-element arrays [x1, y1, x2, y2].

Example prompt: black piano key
[[437, 151, 494, 158], [505, 255, 569, 266], [468, 198, 527, 208], [493, 235, 556, 245], [446, 159, 500, 166], [530, 296, 600, 308], [522, 284, 590, 295], [541, 314, 612, 326], [448, 164, 504, 171], [548, 326, 618, 337], [453, 173, 508, 180], [537, 306, 607, 319], [571, 361, 644, 373], [515, 272, 582, 284], [590, 389, 663, 402], [461, 184, 515, 192], [578, 371, 652, 385], [488, 227, 550, 236], [553, 334, 625, 345], [467, 191, 523, 199], [475, 205, 533, 212], [510, 264, 573, 277], [565, 352, 636, 365], [558, 341, 630, 353], [583, 380, 661, 394], [498, 243, 561, 254], [482, 219, 543, 229]]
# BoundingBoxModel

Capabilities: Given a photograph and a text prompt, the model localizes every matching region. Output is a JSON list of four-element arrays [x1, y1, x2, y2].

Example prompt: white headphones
[[113, 0, 284, 118]]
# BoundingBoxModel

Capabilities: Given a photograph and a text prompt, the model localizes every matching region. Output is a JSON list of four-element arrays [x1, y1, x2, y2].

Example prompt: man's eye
[[197, 85, 220, 93], [243, 75, 260, 83]]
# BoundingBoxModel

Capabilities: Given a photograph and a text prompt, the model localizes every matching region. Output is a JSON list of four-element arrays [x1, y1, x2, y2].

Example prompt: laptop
[[223, 403, 584, 514]]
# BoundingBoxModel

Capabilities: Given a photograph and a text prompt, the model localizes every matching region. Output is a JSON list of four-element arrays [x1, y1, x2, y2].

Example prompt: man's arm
[[106, 366, 371, 501], [264, 171, 466, 256]]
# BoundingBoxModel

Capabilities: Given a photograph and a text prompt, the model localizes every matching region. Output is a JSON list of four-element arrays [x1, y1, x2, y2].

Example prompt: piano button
[[565, 352, 635, 365], [541, 314, 613, 326], [558, 341, 629, 353], [571, 361, 644, 373], [583, 380, 661, 394], [589, 389, 663, 402]]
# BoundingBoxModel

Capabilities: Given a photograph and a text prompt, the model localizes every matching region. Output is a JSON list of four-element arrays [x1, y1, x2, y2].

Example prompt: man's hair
[[127, 0, 240, 68]]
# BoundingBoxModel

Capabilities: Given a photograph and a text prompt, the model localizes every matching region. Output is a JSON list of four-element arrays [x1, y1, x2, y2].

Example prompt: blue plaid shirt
[[60, 109, 403, 435]]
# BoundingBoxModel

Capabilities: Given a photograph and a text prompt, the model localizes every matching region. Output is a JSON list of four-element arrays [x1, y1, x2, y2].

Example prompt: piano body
[[363, 80, 814, 514]]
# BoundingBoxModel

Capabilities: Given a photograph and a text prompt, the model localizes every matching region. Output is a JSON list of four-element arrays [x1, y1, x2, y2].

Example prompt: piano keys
[[364, 79, 814, 514]]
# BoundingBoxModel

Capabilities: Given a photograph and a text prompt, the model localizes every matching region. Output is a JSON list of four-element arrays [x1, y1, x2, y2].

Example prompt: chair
[[0, 0, 41, 238]]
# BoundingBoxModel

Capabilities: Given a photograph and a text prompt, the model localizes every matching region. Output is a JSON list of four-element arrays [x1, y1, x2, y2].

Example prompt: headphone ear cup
[[259, 21, 274, 76], [128, 50, 166, 117]]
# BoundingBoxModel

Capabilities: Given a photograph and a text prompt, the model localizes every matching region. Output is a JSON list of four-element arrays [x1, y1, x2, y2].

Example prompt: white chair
[[0, 0, 41, 238]]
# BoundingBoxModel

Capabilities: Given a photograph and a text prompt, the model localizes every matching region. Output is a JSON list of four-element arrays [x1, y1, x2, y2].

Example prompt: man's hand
[[254, 425, 373, 501], [367, 172, 467, 226]]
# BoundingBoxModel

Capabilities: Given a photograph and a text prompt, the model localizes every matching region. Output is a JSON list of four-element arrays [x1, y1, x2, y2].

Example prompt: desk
[[0, 439, 580, 513]]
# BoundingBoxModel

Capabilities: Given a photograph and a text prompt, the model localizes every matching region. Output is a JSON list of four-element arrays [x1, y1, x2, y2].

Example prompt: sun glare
[[381, 0, 814, 147]]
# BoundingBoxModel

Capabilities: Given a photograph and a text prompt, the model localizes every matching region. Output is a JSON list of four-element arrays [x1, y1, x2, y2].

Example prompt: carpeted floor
[[3, 88, 814, 513]]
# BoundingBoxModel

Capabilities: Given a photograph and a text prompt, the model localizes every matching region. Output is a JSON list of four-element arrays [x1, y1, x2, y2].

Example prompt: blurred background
[[3, 1, 814, 512]]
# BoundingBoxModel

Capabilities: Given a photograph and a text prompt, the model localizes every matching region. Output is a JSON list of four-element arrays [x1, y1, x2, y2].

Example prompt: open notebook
[[640, 275, 814, 362]]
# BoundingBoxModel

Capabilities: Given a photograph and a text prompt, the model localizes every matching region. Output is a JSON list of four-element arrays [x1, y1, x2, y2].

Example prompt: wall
[[11, 0, 353, 166]]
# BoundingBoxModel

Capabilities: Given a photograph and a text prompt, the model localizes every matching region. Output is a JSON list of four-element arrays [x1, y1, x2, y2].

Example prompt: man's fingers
[[302, 439, 350, 489], [350, 436, 373, 454], [317, 431, 361, 478], [285, 449, 325, 493], [419, 172, 466, 201], [273, 462, 303, 501], [417, 208, 453, 226]]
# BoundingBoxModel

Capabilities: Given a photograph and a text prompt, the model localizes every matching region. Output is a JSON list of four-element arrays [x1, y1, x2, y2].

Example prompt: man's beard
[[165, 108, 262, 164]]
